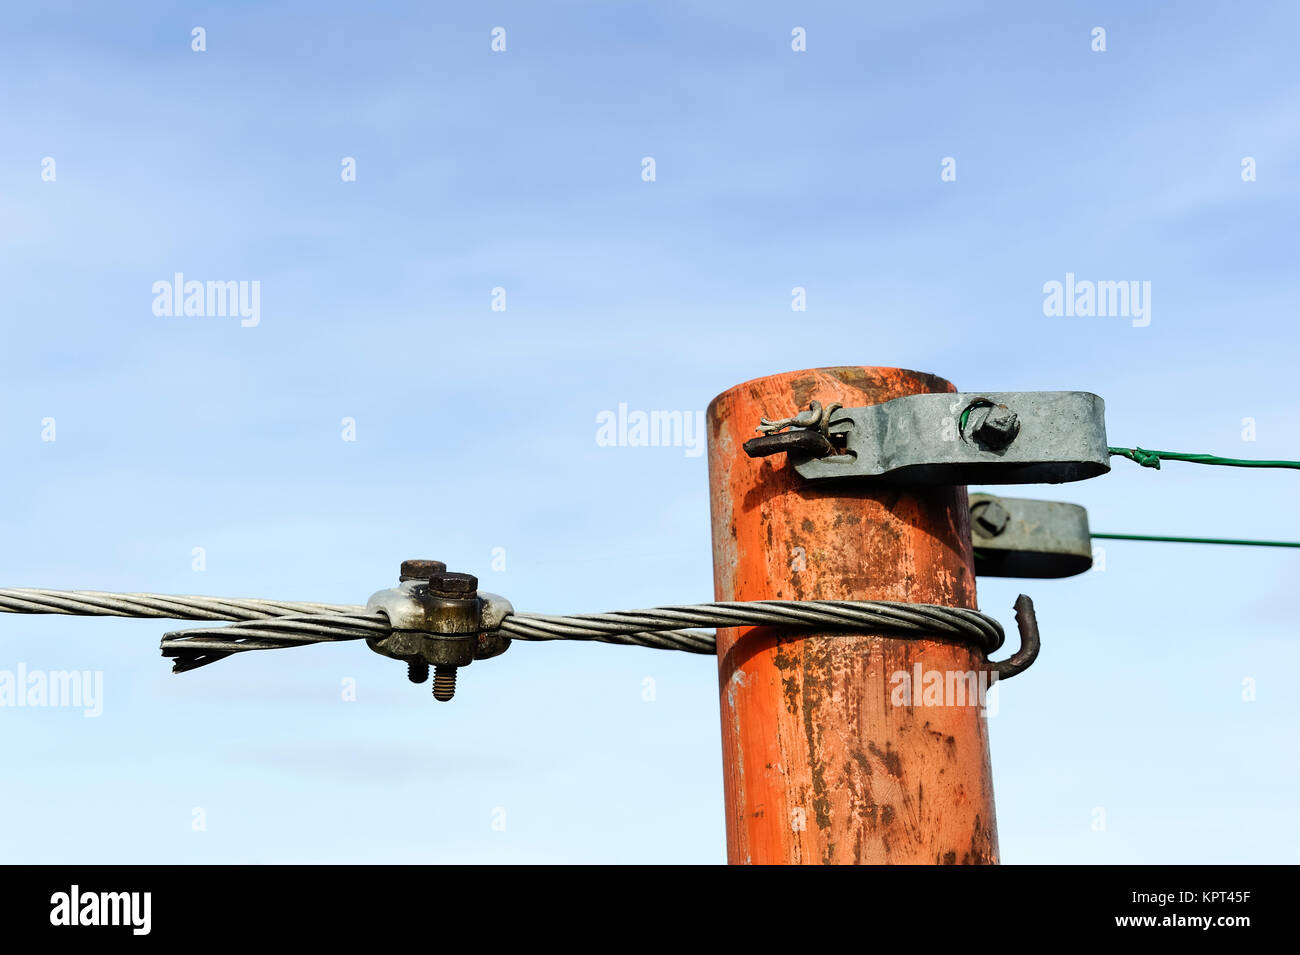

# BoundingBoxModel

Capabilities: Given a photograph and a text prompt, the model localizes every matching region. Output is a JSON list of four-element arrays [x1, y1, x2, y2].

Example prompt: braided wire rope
[[0, 587, 1030, 675]]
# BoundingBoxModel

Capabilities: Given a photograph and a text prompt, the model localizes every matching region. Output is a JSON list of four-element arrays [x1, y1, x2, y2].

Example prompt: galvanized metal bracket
[[746, 391, 1109, 486], [969, 493, 1093, 578]]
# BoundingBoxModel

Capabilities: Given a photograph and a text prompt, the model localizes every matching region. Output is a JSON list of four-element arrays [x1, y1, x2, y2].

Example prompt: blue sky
[[1, 1, 1297, 863]]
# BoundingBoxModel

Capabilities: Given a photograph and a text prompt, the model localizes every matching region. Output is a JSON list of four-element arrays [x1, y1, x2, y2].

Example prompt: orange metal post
[[706, 366, 998, 865]]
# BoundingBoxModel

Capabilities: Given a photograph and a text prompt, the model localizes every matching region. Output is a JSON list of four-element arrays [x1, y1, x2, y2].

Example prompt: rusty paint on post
[[707, 366, 999, 865]]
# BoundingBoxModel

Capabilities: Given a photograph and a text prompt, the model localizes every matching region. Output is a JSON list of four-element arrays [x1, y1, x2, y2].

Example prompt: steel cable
[[0, 588, 355, 621], [159, 598, 1011, 670], [0, 587, 1030, 677]]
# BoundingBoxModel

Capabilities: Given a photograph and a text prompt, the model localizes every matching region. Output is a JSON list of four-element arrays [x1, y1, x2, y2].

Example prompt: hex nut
[[400, 560, 448, 581], [430, 572, 478, 597]]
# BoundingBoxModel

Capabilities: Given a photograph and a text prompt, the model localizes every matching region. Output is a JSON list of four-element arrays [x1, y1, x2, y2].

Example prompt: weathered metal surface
[[750, 390, 1109, 485], [969, 494, 1093, 578], [707, 366, 1000, 865]]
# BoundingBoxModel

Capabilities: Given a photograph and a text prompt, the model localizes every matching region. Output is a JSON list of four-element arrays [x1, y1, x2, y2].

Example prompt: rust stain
[[868, 741, 903, 777]]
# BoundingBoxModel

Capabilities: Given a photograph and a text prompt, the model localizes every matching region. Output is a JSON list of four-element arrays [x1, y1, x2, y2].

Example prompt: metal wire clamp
[[364, 560, 514, 702]]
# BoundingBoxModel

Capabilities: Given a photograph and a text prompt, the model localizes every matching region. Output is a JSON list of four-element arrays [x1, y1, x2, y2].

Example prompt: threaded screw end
[[407, 660, 429, 684], [432, 666, 457, 702]]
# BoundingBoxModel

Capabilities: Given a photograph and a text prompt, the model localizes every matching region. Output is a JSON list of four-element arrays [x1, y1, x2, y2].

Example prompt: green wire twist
[[1109, 447, 1300, 470]]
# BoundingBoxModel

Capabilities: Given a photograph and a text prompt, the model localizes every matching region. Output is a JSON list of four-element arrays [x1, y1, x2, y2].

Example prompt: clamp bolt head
[[400, 559, 448, 582], [429, 572, 478, 598]]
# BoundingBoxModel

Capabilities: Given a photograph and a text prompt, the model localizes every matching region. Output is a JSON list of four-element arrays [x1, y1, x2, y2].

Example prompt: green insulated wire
[[1091, 532, 1300, 549], [1109, 447, 1300, 470], [1102, 448, 1299, 547]]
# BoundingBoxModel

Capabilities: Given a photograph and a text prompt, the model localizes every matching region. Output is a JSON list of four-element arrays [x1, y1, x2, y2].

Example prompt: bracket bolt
[[971, 499, 1011, 538], [968, 404, 1020, 450]]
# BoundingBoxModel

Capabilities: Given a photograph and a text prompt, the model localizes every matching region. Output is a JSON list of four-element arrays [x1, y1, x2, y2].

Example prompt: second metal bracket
[[969, 493, 1094, 578]]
